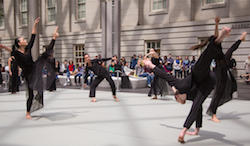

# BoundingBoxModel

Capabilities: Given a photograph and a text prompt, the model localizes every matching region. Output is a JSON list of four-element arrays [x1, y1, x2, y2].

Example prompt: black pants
[[89, 73, 116, 97], [210, 40, 241, 115], [27, 84, 34, 112], [183, 71, 216, 128]]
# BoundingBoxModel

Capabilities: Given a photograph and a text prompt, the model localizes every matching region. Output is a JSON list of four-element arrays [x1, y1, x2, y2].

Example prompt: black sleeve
[[84, 65, 89, 83], [46, 39, 56, 51], [101, 58, 112, 62], [26, 34, 36, 51]]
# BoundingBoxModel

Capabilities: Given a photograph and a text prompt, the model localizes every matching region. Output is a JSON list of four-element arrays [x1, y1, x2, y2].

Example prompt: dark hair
[[14, 37, 20, 48]]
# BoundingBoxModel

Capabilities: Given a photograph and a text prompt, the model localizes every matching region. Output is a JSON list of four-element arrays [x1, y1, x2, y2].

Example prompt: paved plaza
[[0, 87, 250, 146]]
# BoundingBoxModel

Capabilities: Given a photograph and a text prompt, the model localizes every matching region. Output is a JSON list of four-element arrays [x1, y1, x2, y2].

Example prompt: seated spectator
[[135, 59, 145, 77], [144, 65, 154, 87], [123, 62, 134, 76], [63, 60, 75, 86], [74, 62, 84, 86], [109, 61, 116, 76], [60, 60, 68, 73], [130, 54, 137, 69]]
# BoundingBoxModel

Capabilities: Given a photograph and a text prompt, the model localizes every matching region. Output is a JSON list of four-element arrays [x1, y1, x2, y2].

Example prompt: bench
[[57, 74, 148, 89]]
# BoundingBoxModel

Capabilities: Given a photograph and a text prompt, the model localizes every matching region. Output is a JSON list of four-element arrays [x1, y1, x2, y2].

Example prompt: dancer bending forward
[[143, 27, 231, 143]]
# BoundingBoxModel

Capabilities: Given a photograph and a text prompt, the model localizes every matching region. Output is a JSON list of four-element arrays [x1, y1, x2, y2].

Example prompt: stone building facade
[[0, 0, 250, 75]]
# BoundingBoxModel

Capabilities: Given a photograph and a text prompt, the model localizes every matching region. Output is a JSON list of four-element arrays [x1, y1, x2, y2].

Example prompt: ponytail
[[14, 37, 20, 48]]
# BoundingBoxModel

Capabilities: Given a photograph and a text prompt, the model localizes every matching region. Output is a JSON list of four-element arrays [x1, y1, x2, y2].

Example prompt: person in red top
[[64, 60, 75, 86]]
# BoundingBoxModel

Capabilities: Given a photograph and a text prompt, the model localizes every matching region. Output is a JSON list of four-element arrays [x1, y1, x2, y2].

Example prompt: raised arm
[[46, 26, 59, 51], [32, 17, 40, 34], [214, 16, 220, 37], [27, 17, 40, 50]]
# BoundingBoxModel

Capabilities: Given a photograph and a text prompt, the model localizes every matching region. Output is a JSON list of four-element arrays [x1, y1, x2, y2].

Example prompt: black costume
[[84, 58, 116, 97], [148, 57, 168, 97], [206, 40, 240, 116], [11, 34, 56, 113], [47, 58, 56, 91], [9, 57, 19, 93], [151, 36, 221, 129]]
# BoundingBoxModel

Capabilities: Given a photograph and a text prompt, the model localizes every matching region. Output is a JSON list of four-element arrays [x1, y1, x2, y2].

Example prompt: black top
[[11, 34, 56, 94], [11, 34, 36, 78], [84, 58, 111, 83]]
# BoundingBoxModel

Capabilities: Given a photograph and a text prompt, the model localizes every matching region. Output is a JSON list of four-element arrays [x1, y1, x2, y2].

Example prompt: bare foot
[[26, 112, 32, 119], [211, 114, 220, 123], [113, 95, 119, 102], [186, 127, 200, 135], [215, 27, 231, 44], [178, 128, 188, 143], [240, 32, 247, 41], [91, 97, 97, 102], [178, 136, 185, 143], [151, 96, 157, 99]]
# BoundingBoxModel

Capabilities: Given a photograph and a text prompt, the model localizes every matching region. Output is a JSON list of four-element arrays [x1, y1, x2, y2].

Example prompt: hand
[[83, 83, 86, 88], [112, 57, 117, 61], [34, 17, 40, 25], [215, 16, 220, 24], [53, 26, 59, 39], [0, 44, 5, 49], [9, 72, 12, 76]]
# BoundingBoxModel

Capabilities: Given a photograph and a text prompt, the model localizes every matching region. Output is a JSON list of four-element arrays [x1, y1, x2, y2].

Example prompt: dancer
[[206, 31, 247, 122], [8, 55, 19, 94], [83, 54, 119, 102], [146, 48, 168, 99], [0, 17, 59, 119], [143, 27, 231, 143]]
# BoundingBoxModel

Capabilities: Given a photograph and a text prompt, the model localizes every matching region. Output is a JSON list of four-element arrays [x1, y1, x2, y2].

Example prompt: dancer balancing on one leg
[[143, 26, 232, 143], [0, 17, 59, 119], [83, 54, 119, 102]]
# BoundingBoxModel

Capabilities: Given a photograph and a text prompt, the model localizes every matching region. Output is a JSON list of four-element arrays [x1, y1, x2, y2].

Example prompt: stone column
[[106, 1, 112, 59], [101, 2, 106, 58], [28, 0, 39, 61], [113, 0, 121, 60]]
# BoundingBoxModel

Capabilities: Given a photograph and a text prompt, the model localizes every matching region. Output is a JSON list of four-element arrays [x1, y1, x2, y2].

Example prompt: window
[[0, 0, 4, 27], [145, 41, 161, 55], [202, 0, 225, 9], [47, 0, 56, 22], [152, 0, 166, 11], [77, 0, 86, 19], [74, 44, 84, 64], [205, 0, 224, 4], [20, 0, 28, 25]]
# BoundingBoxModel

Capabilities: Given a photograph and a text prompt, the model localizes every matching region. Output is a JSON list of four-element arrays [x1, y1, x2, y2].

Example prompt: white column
[[28, 0, 39, 61], [113, 0, 121, 60]]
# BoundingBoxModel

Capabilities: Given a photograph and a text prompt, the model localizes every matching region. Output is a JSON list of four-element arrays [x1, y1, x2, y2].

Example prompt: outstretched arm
[[0, 44, 12, 53]]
